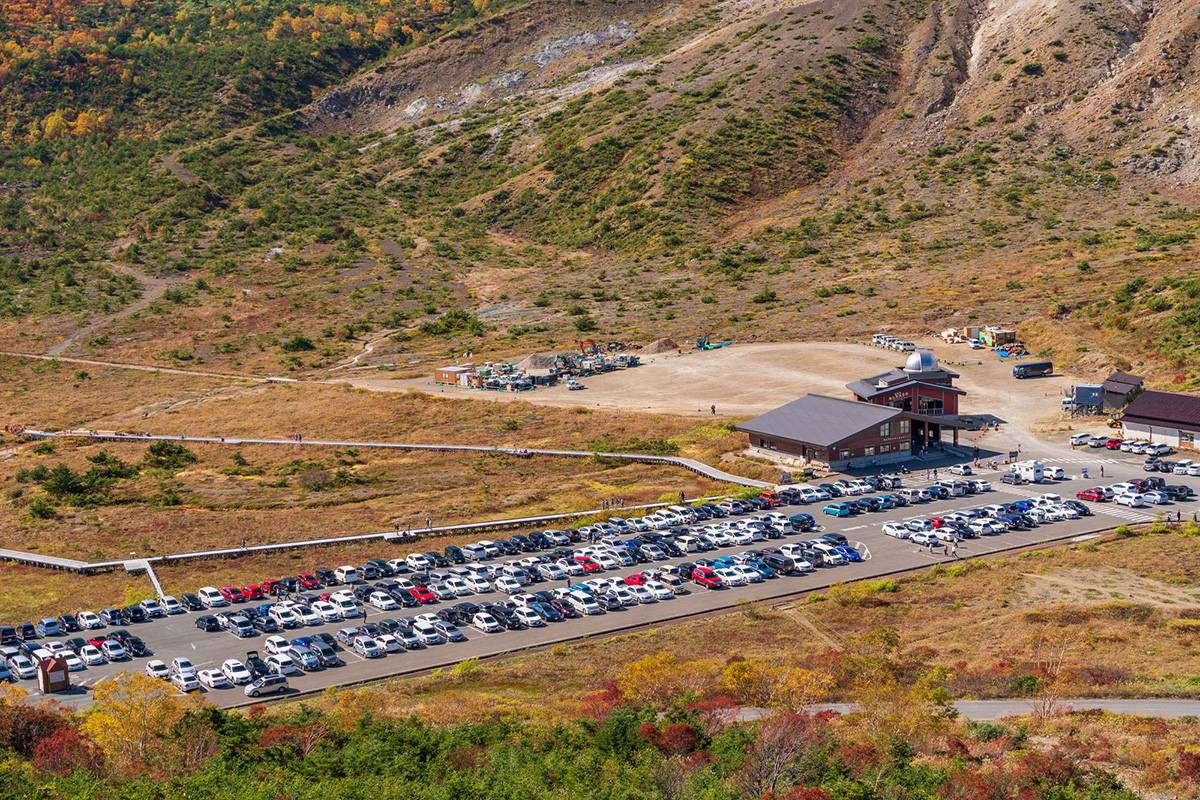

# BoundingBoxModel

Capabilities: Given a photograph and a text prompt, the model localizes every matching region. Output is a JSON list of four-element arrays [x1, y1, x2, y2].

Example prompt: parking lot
[[5, 443, 1192, 710]]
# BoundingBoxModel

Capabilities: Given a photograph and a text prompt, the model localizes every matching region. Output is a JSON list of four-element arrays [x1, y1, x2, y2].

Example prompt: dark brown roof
[[1120, 390, 1200, 429], [1103, 371, 1144, 394]]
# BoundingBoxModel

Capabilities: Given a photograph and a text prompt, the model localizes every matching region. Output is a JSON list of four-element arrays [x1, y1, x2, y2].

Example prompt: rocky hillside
[[0, 0, 1197, 385]]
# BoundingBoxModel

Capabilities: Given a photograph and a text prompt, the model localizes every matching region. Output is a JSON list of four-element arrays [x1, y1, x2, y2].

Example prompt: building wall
[[865, 385, 959, 416], [746, 417, 912, 467], [1122, 421, 1196, 449]]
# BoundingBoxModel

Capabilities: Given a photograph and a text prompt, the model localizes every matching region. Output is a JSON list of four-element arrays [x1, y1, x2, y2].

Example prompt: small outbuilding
[[1102, 371, 1144, 411], [434, 365, 475, 386], [1119, 390, 1200, 450]]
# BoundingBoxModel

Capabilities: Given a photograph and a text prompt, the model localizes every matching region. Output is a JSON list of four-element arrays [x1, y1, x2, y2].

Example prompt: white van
[[334, 596, 362, 618], [334, 565, 360, 584], [198, 587, 228, 608], [568, 591, 603, 615], [462, 543, 489, 561], [666, 505, 696, 523]]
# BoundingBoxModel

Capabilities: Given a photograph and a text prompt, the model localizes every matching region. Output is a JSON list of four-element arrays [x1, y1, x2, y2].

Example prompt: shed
[[434, 365, 475, 386]]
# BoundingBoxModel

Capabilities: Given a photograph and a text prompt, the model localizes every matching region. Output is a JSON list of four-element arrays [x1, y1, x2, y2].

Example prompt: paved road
[[18, 447, 1194, 711]]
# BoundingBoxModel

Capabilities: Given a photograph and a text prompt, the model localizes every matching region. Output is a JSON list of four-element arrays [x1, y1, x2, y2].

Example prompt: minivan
[[244, 673, 289, 698], [198, 587, 228, 608], [333, 566, 360, 584]]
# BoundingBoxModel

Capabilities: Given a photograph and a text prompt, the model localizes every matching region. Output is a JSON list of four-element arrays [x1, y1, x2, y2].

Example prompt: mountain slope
[[0, 0, 1197, 385]]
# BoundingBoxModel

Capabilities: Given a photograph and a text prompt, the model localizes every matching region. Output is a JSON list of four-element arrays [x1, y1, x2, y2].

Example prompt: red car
[[1104, 438, 1123, 450], [928, 516, 945, 529], [261, 578, 285, 596], [1076, 488, 1105, 502], [296, 573, 320, 590], [241, 584, 266, 601], [574, 556, 602, 574], [219, 586, 246, 603], [86, 635, 108, 648], [691, 567, 723, 590], [409, 587, 437, 605], [624, 573, 647, 586]]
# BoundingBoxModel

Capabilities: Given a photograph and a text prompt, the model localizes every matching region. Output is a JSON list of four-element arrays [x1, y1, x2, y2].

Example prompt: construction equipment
[[696, 333, 731, 351], [577, 339, 599, 356]]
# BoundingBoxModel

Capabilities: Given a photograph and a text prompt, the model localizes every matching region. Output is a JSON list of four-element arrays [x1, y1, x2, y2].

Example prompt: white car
[[7, 655, 36, 680], [61, 651, 86, 672], [910, 531, 939, 546], [221, 659, 253, 685], [882, 521, 910, 539], [1142, 491, 1171, 505], [264, 635, 291, 656], [310, 600, 342, 622], [513, 607, 546, 627], [160, 596, 184, 615], [140, 599, 166, 618], [171, 657, 198, 679], [972, 480, 992, 492], [266, 653, 299, 675], [429, 584, 457, 601], [412, 622, 445, 644], [1069, 433, 1092, 446], [948, 464, 972, 476], [714, 567, 747, 587], [376, 634, 404, 653], [76, 611, 103, 630], [79, 644, 106, 666], [493, 576, 522, 594], [627, 583, 658, 603], [172, 672, 201, 692], [405, 553, 432, 571], [368, 592, 399, 611], [643, 580, 676, 601], [464, 574, 494, 592], [100, 640, 128, 661], [198, 669, 231, 689], [1047, 467, 1066, 480], [1115, 493, 1145, 507], [1187, 464, 1200, 477], [269, 606, 300, 628], [473, 612, 503, 633], [444, 577, 473, 596], [353, 636, 385, 658], [145, 660, 170, 680]]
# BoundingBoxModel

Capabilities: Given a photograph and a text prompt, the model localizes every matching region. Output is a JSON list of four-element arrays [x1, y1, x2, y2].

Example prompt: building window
[[839, 450, 850, 460], [879, 443, 890, 453], [899, 441, 911, 451], [899, 420, 910, 434], [864, 446, 875, 456], [1182, 431, 1195, 445], [918, 397, 944, 415], [879, 422, 890, 437]]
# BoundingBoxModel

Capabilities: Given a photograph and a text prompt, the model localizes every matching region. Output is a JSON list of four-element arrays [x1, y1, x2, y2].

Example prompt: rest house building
[[736, 349, 967, 470]]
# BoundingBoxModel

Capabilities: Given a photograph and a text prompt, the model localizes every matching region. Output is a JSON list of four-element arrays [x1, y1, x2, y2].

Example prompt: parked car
[[244, 674, 289, 698]]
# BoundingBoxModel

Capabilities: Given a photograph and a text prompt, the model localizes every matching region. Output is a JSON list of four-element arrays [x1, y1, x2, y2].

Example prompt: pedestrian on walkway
[[425, 515, 432, 530], [710, 404, 716, 415], [1100, 465, 1105, 478], [950, 541, 959, 559]]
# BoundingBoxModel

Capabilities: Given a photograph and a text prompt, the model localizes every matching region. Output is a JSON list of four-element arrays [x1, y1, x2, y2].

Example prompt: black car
[[180, 593, 204, 611], [496, 540, 518, 556], [17, 623, 37, 641], [857, 496, 882, 512], [123, 605, 147, 623], [388, 589, 420, 608], [675, 562, 696, 579], [359, 563, 380, 581], [195, 615, 220, 632], [1167, 485, 1195, 500], [819, 532, 849, 546], [483, 605, 523, 630], [819, 483, 843, 497], [360, 622, 381, 638], [549, 598, 578, 619], [352, 584, 374, 601], [0, 626, 17, 646], [57, 614, 81, 633], [123, 635, 150, 657], [65, 636, 88, 654], [377, 618, 402, 634], [443, 545, 466, 563], [308, 639, 340, 667], [366, 559, 395, 578], [426, 551, 451, 567], [1063, 499, 1093, 517], [314, 567, 338, 586], [245, 650, 270, 678], [926, 485, 949, 500], [315, 632, 339, 651], [99, 608, 126, 626]]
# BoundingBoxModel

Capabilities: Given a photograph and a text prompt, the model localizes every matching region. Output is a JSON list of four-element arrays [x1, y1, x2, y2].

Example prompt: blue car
[[711, 556, 737, 568], [875, 495, 896, 509], [743, 560, 777, 579], [823, 503, 854, 517], [35, 618, 62, 637], [832, 545, 863, 563]]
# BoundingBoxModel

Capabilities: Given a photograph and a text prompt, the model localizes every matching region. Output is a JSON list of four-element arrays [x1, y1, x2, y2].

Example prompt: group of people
[[599, 497, 626, 510]]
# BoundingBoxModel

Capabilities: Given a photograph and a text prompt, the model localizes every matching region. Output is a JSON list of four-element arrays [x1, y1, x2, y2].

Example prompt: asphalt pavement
[[18, 446, 1197, 711]]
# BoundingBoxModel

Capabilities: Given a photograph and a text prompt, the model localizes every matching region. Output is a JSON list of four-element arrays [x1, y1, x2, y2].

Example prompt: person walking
[[950, 541, 959, 560], [710, 404, 716, 415], [1100, 464, 1105, 478]]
